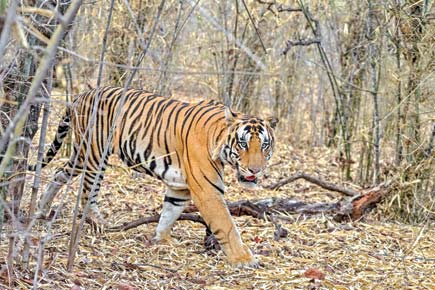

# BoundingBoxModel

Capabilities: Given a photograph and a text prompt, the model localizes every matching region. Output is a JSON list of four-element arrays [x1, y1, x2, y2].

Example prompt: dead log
[[344, 181, 392, 221], [184, 199, 342, 217]]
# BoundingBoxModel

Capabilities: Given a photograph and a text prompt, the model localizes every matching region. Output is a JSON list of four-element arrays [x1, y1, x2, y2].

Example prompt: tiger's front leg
[[190, 184, 256, 266], [185, 160, 257, 266]]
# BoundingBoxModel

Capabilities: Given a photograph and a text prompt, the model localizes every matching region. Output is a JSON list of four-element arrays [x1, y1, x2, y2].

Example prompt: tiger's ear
[[224, 107, 236, 127], [266, 116, 279, 129]]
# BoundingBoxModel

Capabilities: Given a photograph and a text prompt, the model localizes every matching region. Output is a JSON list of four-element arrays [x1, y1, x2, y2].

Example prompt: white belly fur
[[159, 163, 188, 190]]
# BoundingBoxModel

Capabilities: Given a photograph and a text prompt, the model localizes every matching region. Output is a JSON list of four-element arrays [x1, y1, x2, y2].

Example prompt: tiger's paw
[[227, 245, 258, 268], [231, 255, 259, 269], [152, 231, 173, 244], [85, 213, 108, 234]]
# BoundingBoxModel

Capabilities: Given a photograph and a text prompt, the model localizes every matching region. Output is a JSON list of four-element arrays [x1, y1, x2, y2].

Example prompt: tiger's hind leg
[[79, 155, 110, 228], [154, 188, 191, 242], [37, 161, 81, 218]]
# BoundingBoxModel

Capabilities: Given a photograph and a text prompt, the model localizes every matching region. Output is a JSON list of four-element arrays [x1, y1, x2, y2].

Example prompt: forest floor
[[1, 140, 435, 289]]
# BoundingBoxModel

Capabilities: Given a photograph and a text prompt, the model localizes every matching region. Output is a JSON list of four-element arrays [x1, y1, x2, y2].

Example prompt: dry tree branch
[[263, 172, 359, 196], [111, 261, 179, 273], [240, 0, 267, 54], [256, 0, 302, 14], [108, 213, 206, 232], [21, 69, 53, 269], [276, 5, 302, 12], [106, 175, 391, 252], [19, 6, 56, 18], [156, 1, 185, 94], [283, 38, 320, 55], [19, 16, 51, 44]]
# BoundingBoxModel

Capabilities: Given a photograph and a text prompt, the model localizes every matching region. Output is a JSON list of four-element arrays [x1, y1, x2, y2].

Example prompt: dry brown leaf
[[304, 268, 326, 280], [117, 283, 137, 290]]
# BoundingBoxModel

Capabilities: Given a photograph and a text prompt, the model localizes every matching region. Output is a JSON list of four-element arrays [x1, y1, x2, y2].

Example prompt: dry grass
[[1, 140, 435, 289]]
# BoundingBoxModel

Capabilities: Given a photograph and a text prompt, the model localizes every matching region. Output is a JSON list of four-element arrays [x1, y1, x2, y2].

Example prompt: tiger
[[31, 86, 278, 266]]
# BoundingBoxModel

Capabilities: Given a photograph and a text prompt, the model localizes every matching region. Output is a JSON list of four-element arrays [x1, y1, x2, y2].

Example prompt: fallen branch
[[264, 172, 359, 197], [109, 181, 390, 233], [108, 213, 205, 232]]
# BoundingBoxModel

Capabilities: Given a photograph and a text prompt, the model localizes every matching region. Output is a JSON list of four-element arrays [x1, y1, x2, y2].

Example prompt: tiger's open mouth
[[237, 173, 258, 188]]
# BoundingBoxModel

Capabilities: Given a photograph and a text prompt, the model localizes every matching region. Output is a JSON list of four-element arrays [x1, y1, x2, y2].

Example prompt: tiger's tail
[[28, 109, 71, 171]]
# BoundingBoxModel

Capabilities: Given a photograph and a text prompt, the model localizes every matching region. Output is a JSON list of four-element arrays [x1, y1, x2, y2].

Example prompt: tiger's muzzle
[[236, 166, 263, 189]]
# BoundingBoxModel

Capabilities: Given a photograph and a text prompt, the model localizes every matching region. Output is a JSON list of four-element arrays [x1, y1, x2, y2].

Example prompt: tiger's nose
[[248, 167, 261, 174]]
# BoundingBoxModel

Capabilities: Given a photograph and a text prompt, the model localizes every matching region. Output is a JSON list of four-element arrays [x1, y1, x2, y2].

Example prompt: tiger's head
[[213, 108, 278, 189]]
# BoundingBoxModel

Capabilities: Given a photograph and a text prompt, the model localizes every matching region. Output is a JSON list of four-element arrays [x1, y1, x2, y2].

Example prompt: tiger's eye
[[261, 142, 269, 150], [239, 142, 248, 149]]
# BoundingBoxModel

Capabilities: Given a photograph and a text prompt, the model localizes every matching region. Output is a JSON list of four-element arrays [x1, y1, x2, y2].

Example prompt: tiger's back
[[70, 86, 226, 190]]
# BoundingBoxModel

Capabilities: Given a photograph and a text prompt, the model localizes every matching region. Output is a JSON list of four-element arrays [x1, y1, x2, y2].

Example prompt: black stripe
[[180, 106, 196, 137], [173, 103, 188, 135], [201, 170, 224, 195], [208, 155, 223, 181], [141, 99, 158, 139], [164, 196, 189, 206], [203, 110, 224, 127], [194, 105, 218, 127]]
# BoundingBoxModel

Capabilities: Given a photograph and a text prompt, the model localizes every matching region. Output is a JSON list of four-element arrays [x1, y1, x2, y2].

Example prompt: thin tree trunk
[[156, 1, 183, 95], [400, 0, 424, 164], [367, 0, 380, 184], [22, 69, 53, 268], [394, 1, 403, 165], [66, 0, 118, 271], [63, 49, 73, 157]]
